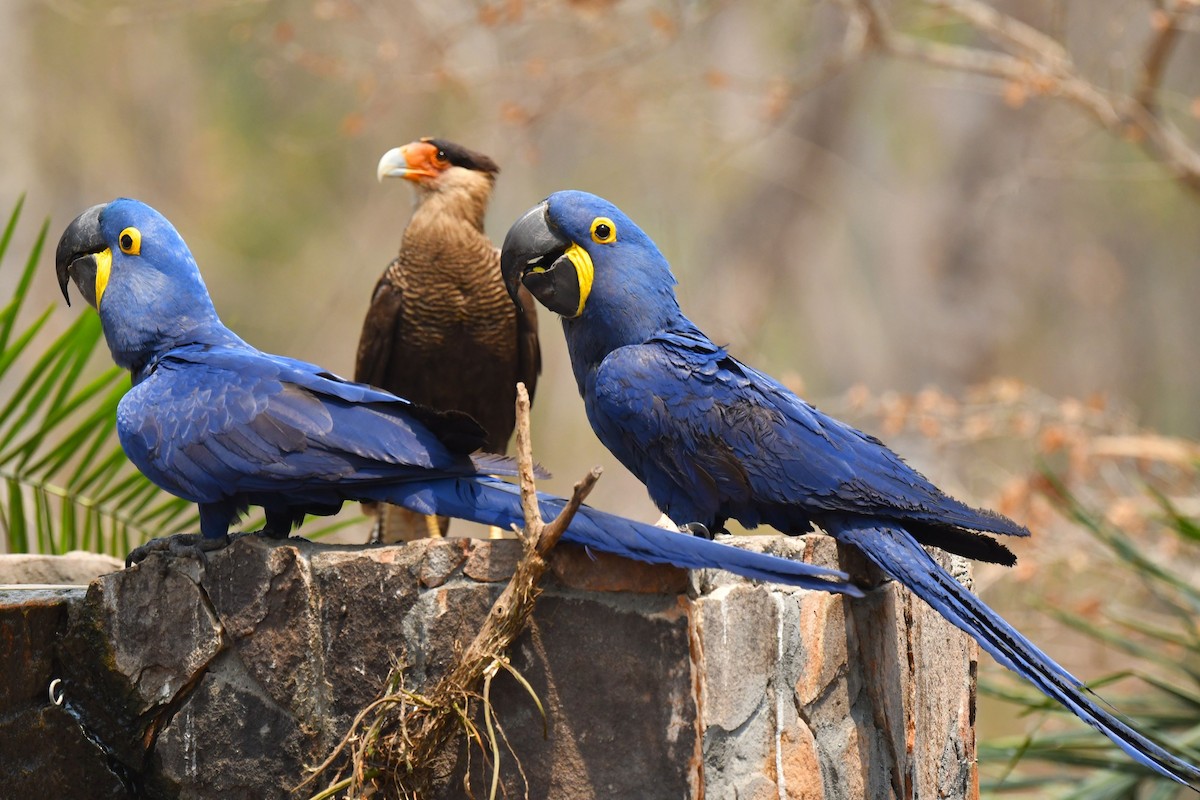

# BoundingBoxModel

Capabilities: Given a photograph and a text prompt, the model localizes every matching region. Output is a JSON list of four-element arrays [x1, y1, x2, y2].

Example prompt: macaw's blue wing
[[118, 344, 488, 506], [117, 338, 522, 546], [588, 328, 1025, 563]]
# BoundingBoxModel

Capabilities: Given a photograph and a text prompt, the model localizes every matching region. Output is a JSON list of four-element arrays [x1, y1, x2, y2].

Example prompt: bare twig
[[844, 0, 1200, 196], [515, 382, 542, 540], [304, 382, 601, 799], [1138, 1, 1192, 113], [927, 0, 1068, 67]]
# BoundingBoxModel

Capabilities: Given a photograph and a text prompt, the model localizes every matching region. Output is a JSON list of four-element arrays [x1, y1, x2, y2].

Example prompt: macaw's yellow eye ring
[[590, 217, 616, 245], [119, 227, 141, 255]]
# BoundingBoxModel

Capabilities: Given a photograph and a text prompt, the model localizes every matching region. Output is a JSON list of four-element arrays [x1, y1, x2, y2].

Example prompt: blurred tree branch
[[828, 0, 1200, 197]]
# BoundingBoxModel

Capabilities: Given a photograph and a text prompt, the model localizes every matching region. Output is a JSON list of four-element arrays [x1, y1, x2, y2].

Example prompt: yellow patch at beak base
[[563, 243, 594, 318], [95, 248, 112, 308]]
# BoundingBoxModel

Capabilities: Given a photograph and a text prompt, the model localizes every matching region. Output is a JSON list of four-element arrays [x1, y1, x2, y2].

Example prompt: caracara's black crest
[[422, 138, 500, 175]]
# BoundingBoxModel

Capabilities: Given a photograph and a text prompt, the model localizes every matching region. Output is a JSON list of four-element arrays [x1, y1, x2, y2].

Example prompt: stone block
[[57, 555, 225, 770], [204, 538, 322, 724], [437, 591, 699, 800], [0, 534, 976, 799], [0, 704, 132, 797], [148, 662, 310, 800], [0, 588, 80, 710], [0, 586, 130, 797]]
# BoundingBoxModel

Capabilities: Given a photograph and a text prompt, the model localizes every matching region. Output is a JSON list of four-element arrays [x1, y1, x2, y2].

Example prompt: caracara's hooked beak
[[376, 142, 439, 183], [500, 200, 593, 318], [55, 203, 110, 310]]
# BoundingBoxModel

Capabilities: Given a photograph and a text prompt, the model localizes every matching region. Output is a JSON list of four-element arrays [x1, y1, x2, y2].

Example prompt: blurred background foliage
[[3, 0, 1199, 523], [2, 0, 1200, 793]]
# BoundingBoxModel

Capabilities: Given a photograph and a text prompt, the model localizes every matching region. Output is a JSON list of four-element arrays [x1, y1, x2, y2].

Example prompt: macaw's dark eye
[[590, 217, 616, 244], [119, 227, 142, 255], [435, 149, 448, 164]]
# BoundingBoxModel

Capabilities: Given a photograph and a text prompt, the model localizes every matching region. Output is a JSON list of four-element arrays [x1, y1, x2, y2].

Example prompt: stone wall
[[0, 534, 977, 799]]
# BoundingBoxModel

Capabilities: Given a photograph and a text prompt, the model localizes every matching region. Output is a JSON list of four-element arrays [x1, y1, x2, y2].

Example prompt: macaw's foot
[[251, 527, 292, 541], [125, 533, 230, 568]]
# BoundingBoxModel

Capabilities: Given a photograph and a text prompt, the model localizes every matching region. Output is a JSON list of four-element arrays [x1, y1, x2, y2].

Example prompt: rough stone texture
[[693, 537, 979, 800], [0, 534, 977, 799], [0, 586, 132, 796], [57, 557, 225, 771]]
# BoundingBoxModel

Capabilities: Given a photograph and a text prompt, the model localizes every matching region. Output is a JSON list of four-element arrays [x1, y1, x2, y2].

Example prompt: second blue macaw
[[500, 189, 1200, 789], [52, 198, 859, 594]]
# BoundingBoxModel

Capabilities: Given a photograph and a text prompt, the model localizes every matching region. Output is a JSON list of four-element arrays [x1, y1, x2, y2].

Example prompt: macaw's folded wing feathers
[[590, 334, 1024, 556]]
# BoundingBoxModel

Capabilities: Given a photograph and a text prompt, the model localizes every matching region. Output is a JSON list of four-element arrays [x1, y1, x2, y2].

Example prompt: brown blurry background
[[5, 0, 1198, 519]]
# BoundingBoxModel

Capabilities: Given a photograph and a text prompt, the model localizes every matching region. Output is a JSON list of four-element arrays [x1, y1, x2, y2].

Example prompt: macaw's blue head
[[55, 198, 226, 372], [500, 190, 683, 355]]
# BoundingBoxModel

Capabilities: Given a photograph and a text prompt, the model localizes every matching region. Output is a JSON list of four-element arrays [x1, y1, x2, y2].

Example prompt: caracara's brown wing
[[354, 262, 404, 390], [515, 283, 541, 404]]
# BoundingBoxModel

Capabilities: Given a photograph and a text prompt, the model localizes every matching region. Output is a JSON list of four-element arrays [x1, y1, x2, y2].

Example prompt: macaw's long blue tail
[[359, 476, 863, 597], [827, 517, 1200, 790]]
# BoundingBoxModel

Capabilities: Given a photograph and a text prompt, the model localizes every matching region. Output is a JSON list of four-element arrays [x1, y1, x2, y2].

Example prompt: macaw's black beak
[[55, 203, 108, 309], [500, 200, 589, 318]]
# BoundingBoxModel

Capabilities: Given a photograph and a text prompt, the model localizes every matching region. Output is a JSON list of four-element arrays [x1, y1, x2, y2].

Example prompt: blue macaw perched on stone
[[52, 198, 860, 594], [499, 189, 1200, 789]]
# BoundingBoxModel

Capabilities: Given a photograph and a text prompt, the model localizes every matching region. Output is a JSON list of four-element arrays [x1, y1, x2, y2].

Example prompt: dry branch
[[303, 382, 601, 799], [838, 0, 1200, 196], [1139, 1, 1192, 113]]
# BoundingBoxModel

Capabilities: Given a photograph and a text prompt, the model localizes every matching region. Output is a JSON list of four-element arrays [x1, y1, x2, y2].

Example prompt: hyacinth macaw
[[52, 198, 859, 594], [499, 189, 1200, 789]]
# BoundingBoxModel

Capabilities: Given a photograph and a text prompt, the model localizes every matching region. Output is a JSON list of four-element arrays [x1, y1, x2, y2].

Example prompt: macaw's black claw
[[125, 533, 230, 568], [680, 522, 712, 540]]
